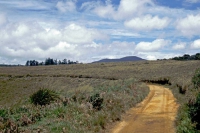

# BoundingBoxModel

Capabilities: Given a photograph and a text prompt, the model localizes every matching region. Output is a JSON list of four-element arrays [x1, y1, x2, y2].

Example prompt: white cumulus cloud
[[0, 22, 108, 64], [191, 39, 200, 49], [172, 42, 186, 50], [124, 15, 170, 31], [135, 39, 169, 52], [56, 0, 76, 13], [62, 24, 108, 44], [93, 4, 115, 19], [146, 55, 157, 60], [137, 52, 180, 60], [117, 0, 154, 19], [176, 14, 200, 37], [92, 0, 154, 20]]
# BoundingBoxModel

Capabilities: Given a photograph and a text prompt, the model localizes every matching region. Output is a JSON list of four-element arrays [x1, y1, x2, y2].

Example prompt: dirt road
[[111, 85, 178, 133]]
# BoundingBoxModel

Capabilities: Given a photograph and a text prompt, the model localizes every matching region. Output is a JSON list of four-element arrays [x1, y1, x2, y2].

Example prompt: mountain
[[92, 56, 145, 63]]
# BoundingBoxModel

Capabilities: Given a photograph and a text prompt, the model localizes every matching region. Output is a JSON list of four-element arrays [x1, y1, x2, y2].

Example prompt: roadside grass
[[164, 68, 200, 133], [0, 79, 149, 132], [167, 83, 196, 133]]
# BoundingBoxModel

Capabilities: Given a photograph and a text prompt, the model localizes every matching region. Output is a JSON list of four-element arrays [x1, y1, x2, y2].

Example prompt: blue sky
[[0, 0, 200, 64]]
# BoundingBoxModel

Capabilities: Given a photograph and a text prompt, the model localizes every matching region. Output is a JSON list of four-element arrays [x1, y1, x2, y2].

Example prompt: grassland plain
[[0, 60, 200, 132]]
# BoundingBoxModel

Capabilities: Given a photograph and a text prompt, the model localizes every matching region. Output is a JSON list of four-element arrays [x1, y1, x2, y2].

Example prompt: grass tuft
[[30, 88, 59, 106]]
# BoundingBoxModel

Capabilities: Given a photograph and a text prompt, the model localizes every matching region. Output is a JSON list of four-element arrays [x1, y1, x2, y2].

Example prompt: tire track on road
[[111, 85, 179, 133]]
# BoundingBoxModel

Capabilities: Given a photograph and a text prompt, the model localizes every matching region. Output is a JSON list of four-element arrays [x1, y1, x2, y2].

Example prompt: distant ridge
[[92, 56, 145, 63]]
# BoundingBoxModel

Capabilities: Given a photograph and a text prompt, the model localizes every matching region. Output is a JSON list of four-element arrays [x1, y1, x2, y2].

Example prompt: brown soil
[[111, 85, 179, 133]]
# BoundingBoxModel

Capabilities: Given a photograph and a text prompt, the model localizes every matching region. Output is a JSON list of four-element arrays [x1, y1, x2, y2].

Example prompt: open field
[[0, 60, 200, 132], [1, 60, 199, 83], [1, 60, 199, 106], [1, 60, 200, 85]]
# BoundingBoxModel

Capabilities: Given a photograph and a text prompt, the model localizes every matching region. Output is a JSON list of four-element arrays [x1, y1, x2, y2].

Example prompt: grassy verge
[[0, 79, 149, 133], [168, 68, 200, 133], [168, 84, 196, 133]]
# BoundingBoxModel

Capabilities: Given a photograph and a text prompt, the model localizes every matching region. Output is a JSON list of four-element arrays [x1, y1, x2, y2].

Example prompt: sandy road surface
[[111, 85, 178, 133]]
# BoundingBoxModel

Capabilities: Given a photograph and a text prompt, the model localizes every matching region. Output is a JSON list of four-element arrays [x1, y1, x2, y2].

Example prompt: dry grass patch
[[0, 79, 149, 132]]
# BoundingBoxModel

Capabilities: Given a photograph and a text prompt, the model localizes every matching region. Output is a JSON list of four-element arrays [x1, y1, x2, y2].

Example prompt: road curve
[[111, 85, 179, 133]]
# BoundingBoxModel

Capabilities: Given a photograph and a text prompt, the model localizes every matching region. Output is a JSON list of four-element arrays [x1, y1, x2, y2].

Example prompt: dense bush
[[30, 89, 59, 106], [180, 68, 200, 132], [175, 68, 200, 132], [192, 68, 200, 89], [188, 92, 200, 130], [176, 105, 196, 133], [89, 93, 103, 110]]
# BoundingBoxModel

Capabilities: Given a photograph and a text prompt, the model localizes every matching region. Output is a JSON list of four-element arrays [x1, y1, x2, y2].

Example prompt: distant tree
[[183, 54, 190, 60], [190, 55, 196, 60], [195, 53, 200, 60], [36, 61, 39, 66], [39, 62, 44, 65], [26, 58, 79, 66], [63, 59, 67, 64], [171, 53, 200, 61], [26, 60, 39, 66], [45, 58, 48, 65], [58, 60, 61, 65], [54, 59, 58, 65], [45, 58, 54, 65], [25, 60, 30, 66]]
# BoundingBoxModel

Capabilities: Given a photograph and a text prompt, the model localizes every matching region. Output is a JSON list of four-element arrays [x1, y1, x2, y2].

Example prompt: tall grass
[[0, 79, 149, 132], [170, 68, 200, 133]]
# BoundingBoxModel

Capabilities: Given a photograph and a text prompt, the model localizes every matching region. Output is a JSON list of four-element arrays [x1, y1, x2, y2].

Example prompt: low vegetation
[[167, 68, 200, 133], [0, 79, 148, 132], [0, 59, 200, 132]]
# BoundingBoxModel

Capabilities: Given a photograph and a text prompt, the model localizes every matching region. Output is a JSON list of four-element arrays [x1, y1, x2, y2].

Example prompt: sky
[[0, 0, 200, 64]]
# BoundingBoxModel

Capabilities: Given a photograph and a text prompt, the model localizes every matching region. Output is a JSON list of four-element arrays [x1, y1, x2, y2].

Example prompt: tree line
[[25, 58, 78, 66], [171, 53, 200, 61]]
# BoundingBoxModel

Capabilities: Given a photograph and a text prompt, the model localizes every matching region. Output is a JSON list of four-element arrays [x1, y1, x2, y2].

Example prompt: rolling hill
[[93, 56, 145, 63]]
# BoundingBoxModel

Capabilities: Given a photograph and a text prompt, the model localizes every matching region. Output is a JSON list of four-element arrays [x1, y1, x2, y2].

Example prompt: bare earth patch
[[111, 85, 179, 133]]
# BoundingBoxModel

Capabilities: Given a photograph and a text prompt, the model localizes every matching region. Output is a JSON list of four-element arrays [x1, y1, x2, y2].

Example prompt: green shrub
[[30, 89, 59, 106], [180, 68, 200, 131], [89, 93, 103, 110], [53, 107, 66, 118], [188, 92, 200, 130], [176, 105, 196, 133], [0, 109, 8, 118], [192, 68, 200, 89], [93, 113, 106, 129]]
